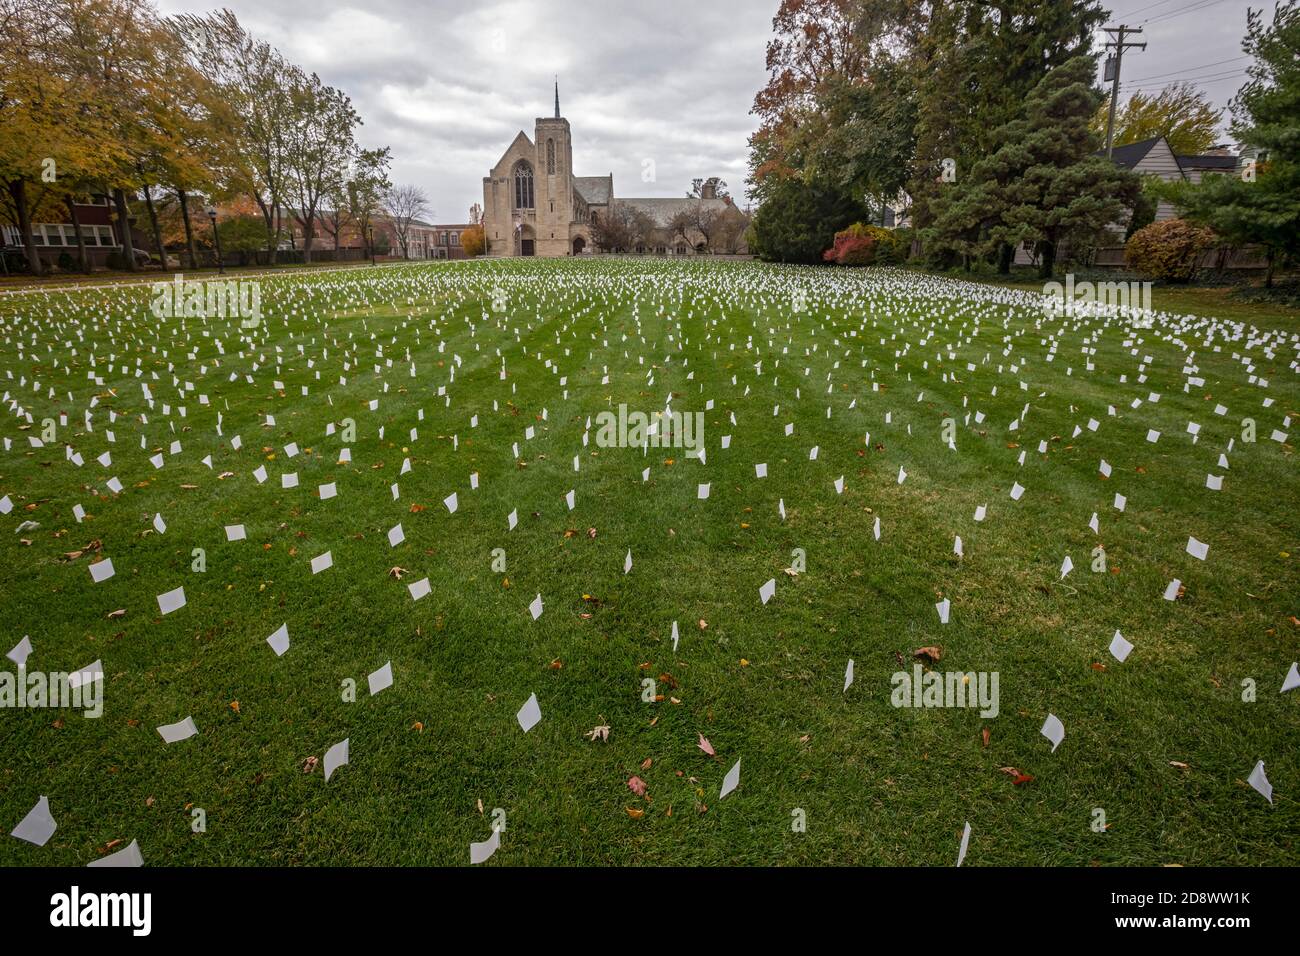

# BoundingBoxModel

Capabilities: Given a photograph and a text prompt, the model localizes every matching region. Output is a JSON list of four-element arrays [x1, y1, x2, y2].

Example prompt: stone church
[[482, 84, 742, 257]]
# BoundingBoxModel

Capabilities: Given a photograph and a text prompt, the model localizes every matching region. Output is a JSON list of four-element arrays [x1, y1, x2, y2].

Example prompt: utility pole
[[1103, 24, 1147, 158]]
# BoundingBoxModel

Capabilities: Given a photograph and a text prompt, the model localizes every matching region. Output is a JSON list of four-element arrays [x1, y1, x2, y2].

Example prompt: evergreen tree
[[1161, 1, 1299, 287], [911, 1, 1105, 265], [749, 176, 864, 264], [966, 55, 1139, 278]]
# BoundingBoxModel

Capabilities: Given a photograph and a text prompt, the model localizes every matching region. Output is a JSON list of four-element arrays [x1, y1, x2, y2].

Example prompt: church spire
[[554, 77, 560, 118]]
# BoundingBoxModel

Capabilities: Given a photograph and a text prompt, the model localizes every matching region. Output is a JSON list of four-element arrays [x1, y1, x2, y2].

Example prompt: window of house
[[513, 162, 534, 209], [451, 233, 459, 245]]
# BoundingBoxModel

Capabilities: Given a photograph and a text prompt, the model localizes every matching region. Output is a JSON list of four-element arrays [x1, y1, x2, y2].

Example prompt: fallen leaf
[[627, 775, 647, 796], [913, 645, 943, 663], [698, 733, 715, 756]]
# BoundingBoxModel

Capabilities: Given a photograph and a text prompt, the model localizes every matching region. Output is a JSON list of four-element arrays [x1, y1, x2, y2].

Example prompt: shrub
[[823, 222, 909, 266], [750, 177, 864, 264], [824, 226, 877, 265], [1124, 218, 1217, 283], [875, 226, 911, 264]]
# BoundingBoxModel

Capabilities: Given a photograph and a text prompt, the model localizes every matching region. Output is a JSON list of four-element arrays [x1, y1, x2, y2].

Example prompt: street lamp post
[[206, 207, 224, 275], [368, 224, 376, 267]]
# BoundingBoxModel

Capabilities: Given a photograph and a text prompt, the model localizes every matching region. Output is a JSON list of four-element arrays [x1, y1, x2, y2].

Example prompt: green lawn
[[0, 258, 1296, 866]]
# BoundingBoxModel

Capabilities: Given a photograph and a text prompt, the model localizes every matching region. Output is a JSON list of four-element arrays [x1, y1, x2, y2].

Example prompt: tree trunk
[[301, 216, 313, 263], [112, 188, 138, 272], [255, 195, 276, 260], [997, 242, 1013, 275], [1264, 248, 1275, 289], [1038, 241, 1056, 280], [66, 196, 90, 272], [142, 183, 166, 270], [8, 179, 45, 276], [177, 189, 198, 269]]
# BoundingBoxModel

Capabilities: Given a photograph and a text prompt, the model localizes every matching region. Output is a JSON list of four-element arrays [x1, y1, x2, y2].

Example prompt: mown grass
[[0, 258, 1296, 866]]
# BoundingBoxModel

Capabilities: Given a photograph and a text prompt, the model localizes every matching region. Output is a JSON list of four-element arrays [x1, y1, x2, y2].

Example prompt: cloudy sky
[[155, 0, 1262, 224]]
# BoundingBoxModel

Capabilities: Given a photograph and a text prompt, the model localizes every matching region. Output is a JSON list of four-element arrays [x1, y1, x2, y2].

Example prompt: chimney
[[699, 179, 717, 200]]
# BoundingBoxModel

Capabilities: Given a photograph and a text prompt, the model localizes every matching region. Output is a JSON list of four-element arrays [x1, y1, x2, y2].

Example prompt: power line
[[1110, 0, 1183, 20], [1123, 55, 1248, 83], [1122, 68, 1248, 91], [1142, 0, 1230, 26]]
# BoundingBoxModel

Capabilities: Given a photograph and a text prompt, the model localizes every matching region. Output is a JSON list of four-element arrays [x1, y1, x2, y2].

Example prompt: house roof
[[1102, 136, 1163, 169], [615, 196, 732, 228], [574, 176, 612, 205]]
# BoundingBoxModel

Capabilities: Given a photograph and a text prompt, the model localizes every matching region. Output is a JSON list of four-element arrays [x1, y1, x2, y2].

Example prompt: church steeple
[[554, 77, 560, 118]]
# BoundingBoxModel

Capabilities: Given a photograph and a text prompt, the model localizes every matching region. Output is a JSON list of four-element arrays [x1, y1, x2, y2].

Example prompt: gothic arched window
[[546, 140, 555, 175], [513, 162, 534, 209]]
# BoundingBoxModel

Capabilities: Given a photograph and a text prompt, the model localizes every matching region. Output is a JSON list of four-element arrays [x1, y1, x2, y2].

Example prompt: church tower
[[533, 79, 574, 257]]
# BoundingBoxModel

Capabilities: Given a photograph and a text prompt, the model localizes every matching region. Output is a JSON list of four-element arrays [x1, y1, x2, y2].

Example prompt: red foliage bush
[[824, 233, 876, 265]]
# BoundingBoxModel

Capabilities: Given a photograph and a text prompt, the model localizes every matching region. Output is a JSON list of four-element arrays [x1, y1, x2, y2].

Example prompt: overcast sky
[[156, 0, 1263, 224]]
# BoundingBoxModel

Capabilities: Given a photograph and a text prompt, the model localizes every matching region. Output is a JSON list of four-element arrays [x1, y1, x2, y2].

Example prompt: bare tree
[[283, 71, 358, 263], [173, 10, 295, 259], [589, 202, 639, 252], [383, 184, 429, 259], [691, 204, 721, 252]]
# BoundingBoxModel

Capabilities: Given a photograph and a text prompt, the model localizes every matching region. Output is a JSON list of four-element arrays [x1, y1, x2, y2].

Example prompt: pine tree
[[1162, 1, 1299, 287], [940, 56, 1139, 278], [912, 1, 1106, 267]]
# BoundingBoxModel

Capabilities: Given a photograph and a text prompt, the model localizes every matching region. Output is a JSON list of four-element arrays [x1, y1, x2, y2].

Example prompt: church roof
[[574, 176, 612, 205], [615, 196, 731, 227]]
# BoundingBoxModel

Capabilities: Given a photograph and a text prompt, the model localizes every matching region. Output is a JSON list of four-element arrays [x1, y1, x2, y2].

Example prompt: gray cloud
[[155, 0, 1258, 222]]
